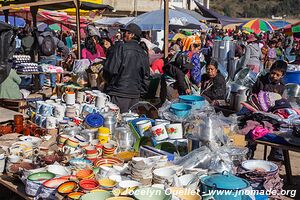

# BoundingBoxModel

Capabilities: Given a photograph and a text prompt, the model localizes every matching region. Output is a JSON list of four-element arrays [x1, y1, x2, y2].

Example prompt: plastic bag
[[174, 146, 211, 169]]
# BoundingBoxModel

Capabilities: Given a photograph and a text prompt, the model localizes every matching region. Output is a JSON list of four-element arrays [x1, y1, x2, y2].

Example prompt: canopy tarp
[[0, 15, 25, 27], [194, 1, 244, 26], [269, 20, 290, 30], [38, 1, 113, 11], [127, 9, 208, 31], [173, 6, 215, 21], [94, 17, 135, 26]]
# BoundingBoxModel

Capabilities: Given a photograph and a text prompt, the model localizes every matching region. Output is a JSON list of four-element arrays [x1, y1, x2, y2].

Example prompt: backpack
[[40, 35, 55, 56]]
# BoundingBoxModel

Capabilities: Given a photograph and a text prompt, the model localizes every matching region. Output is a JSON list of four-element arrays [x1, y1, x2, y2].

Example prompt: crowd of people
[[1, 22, 300, 114]]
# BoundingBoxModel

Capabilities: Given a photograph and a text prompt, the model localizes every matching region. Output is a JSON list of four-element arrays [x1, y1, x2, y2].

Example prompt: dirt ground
[[254, 144, 300, 200]]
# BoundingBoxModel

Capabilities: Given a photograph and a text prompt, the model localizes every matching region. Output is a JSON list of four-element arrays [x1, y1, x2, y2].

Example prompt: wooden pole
[[163, 0, 169, 59], [75, 0, 81, 59], [30, 6, 38, 28], [3, 10, 9, 23]]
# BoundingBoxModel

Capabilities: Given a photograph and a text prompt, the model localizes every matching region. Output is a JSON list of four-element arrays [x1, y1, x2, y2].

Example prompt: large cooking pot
[[285, 83, 300, 98], [212, 40, 235, 60], [234, 68, 258, 88], [229, 84, 250, 111], [201, 171, 250, 200]]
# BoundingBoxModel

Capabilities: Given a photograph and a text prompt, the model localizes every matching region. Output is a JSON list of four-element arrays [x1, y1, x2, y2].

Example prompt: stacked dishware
[[129, 157, 154, 186], [153, 167, 176, 186]]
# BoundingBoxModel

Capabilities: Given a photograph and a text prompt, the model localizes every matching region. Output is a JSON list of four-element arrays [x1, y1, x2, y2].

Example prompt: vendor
[[252, 60, 287, 96], [0, 69, 22, 99], [82, 36, 106, 61], [160, 52, 194, 102], [200, 59, 226, 105]]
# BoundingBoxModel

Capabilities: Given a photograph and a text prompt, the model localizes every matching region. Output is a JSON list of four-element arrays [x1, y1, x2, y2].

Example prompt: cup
[[63, 146, 77, 155], [58, 134, 70, 145], [82, 104, 96, 115], [85, 91, 95, 104], [65, 137, 80, 148], [53, 104, 66, 119], [62, 91, 76, 105], [46, 116, 57, 129], [65, 106, 79, 118], [151, 124, 168, 141], [40, 103, 54, 116], [136, 120, 152, 136], [14, 114, 24, 125], [84, 146, 102, 159], [95, 93, 110, 109], [36, 101, 44, 114], [98, 127, 110, 145], [166, 123, 183, 139], [76, 91, 87, 104]]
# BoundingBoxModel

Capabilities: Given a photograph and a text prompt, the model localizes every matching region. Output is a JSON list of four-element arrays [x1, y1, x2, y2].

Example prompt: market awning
[[194, 1, 244, 26], [173, 6, 215, 21], [126, 9, 208, 31], [94, 17, 135, 26]]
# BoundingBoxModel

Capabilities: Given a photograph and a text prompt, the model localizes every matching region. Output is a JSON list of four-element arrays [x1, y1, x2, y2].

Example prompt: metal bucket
[[234, 68, 258, 88], [212, 40, 235, 60]]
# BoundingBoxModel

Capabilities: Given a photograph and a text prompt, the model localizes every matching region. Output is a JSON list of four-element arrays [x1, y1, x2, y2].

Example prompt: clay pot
[[0, 125, 13, 135], [14, 115, 24, 125]]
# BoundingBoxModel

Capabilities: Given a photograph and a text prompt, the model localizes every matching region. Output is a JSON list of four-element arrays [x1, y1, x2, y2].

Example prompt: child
[[248, 60, 288, 161], [252, 60, 287, 96], [266, 40, 277, 69]]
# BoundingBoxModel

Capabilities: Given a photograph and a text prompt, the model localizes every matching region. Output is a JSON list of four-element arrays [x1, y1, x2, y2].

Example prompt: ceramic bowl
[[241, 160, 278, 173], [178, 174, 199, 190], [168, 187, 201, 200], [57, 181, 77, 194], [43, 177, 69, 189], [134, 187, 171, 200], [80, 191, 112, 200], [118, 180, 141, 189], [179, 95, 205, 110], [76, 169, 94, 179], [98, 178, 117, 188], [68, 192, 84, 200], [69, 158, 93, 169], [47, 164, 71, 176], [79, 179, 99, 191], [28, 172, 55, 182], [153, 168, 176, 179], [94, 158, 123, 167]]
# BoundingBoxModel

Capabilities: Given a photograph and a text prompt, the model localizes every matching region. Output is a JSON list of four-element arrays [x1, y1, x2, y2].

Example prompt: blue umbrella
[[127, 9, 207, 31], [0, 16, 25, 27], [37, 22, 48, 32]]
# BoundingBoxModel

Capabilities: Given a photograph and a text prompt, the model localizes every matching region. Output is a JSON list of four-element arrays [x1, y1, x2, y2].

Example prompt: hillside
[[209, 0, 300, 18]]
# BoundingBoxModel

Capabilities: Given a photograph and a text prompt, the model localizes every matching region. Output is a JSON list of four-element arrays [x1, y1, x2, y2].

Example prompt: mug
[[53, 104, 66, 119], [62, 91, 76, 105], [84, 146, 102, 159], [65, 137, 80, 148], [95, 93, 110, 109], [58, 134, 70, 145], [155, 119, 171, 126], [36, 101, 44, 114], [82, 104, 96, 115], [65, 106, 79, 118], [136, 120, 152, 136], [85, 91, 95, 104], [76, 91, 87, 104], [46, 116, 57, 129], [40, 103, 54, 117], [62, 146, 77, 155], [166, 123, 183, 139], [151, 124, 168, 141]]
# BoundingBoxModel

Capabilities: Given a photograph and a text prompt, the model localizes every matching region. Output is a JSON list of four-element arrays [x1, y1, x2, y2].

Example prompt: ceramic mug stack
[[84, 146, 102, 163], [129, 157, 154, 186], [102, 142, 117, 157], [76, 91, 87, 104]]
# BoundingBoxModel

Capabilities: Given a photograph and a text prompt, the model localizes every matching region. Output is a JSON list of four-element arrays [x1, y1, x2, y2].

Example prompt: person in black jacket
[[252, 60, 287, 96], [200, 59, 226, 105], [103, 23, 150, 113]]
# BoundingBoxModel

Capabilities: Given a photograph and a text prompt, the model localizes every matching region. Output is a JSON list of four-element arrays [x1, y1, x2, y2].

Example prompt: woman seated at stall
[[0, 69, 22, 99], [200, 59, 226, 105], [81, 36, 106, 61]]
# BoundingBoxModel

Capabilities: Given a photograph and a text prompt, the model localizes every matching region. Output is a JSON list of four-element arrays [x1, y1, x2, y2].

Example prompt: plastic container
[[284, 71, 300, 84]]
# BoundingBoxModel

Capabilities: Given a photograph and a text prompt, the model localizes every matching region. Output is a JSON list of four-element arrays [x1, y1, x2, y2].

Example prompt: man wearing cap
[[103, 23, 150, 113]]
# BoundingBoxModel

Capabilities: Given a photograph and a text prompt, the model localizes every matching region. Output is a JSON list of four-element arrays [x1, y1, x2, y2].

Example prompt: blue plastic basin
[[179, 95, 205, 109], [284, 71, 300, 84]]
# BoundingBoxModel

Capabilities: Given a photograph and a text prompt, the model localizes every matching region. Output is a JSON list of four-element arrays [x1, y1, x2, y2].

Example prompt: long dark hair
[[84, 36, 97, 55]]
